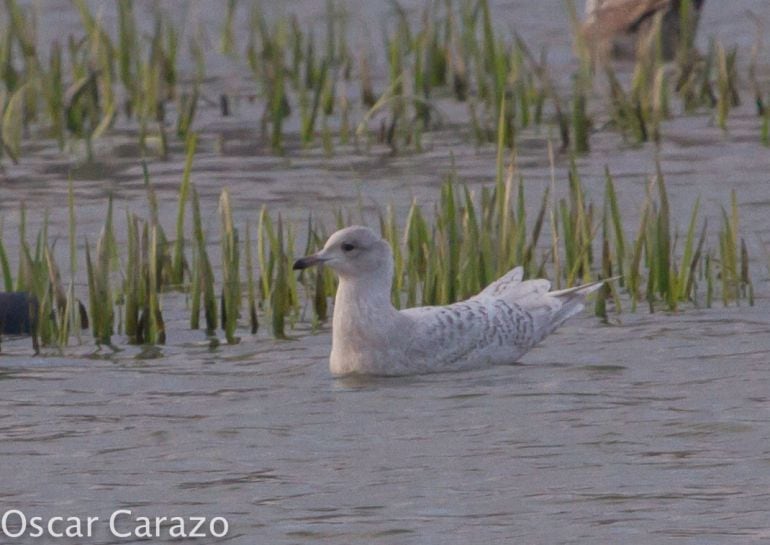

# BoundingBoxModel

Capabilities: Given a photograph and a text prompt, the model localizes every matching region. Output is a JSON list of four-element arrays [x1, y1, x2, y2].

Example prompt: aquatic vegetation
[[0, 1, 764, 351], [255, 210, 299, 339], [190, 186, 217, 334], [85, 198, 116, 346], [219, 189, 242, 344], [718, 191, 753, 306], [715, 41, 740, 131], [171, 133, 197, 286], [244, 222, 259, 335], [122, 212, 166, 345], [0, 0, 766, 162], [0, 83, 26, 163], [0, 145, 755, 348]]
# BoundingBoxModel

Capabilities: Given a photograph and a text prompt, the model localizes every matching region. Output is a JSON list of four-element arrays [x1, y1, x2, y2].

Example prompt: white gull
[[294, 226, 604, 376]]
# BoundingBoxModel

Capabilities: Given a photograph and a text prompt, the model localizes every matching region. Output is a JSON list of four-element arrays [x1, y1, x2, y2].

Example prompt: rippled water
[[2, 306, 769, 544], [2, 1, 770, 544]]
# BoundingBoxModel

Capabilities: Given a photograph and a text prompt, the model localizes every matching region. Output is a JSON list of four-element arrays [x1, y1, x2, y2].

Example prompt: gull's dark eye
[[341, 242, 356, 252]]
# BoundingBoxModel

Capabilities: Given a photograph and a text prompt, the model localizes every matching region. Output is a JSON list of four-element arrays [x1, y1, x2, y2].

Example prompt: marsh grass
[[244, 222, 259, 335], [171, 132, 196, 286], [0, 1, 763, 348], [0, 0, 766, 162], [123, 211, 143, 342], [120, 216, 167, 345], [60, 178, 83, 345], [0, 224, 13, 293], [1, 84, 25, 163], [260, 212, 291, 339], [0, 148, 755, 348], [190, 186, 217, 334], [718, 190, 753, 306], [85, 198, 115, 345], [219, 189, 241, 344]]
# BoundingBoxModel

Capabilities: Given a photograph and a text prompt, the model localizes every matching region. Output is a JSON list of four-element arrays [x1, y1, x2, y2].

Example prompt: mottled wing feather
[[474, 267, 524, 299], [474, 267, 552, 307], [400, 298, 542, 372]]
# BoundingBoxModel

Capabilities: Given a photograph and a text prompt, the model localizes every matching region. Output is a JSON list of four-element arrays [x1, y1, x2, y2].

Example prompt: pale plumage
[[294, 226, 604, 376]]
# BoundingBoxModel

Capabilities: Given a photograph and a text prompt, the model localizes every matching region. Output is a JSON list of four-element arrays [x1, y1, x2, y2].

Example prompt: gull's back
[[394, 267, 600, 375]]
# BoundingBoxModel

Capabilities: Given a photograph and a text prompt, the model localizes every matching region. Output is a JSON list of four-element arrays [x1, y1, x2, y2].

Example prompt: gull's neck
[[334, 267, 394, 314], [328, 251, 403, 375]]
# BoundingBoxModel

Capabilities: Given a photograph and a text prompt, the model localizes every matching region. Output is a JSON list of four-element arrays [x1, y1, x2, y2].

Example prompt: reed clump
[[1, 144, 754, 350]]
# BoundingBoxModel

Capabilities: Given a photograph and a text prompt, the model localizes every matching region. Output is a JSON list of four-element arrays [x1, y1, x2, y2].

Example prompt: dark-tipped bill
[[293, 254, 326, 270]]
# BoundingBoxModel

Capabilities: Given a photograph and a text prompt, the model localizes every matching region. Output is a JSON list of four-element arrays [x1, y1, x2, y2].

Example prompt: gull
[[582, 0, 705, 61], [294, 226, 605, 376]]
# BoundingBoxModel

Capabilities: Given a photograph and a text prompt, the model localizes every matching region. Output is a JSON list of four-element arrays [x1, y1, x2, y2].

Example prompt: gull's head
[[293, 226, 392, 280]]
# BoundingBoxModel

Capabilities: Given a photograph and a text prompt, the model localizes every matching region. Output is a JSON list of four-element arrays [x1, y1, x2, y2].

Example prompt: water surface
[[1, 1, 770, 543], [1, 306, 769, 544]]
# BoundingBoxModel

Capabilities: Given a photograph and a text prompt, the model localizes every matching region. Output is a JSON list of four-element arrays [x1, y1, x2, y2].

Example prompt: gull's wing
[[399, 298, 548, 372], [472, 266, 524, 300], [472, 267, 554, 308], [397, 276, 603, 373]]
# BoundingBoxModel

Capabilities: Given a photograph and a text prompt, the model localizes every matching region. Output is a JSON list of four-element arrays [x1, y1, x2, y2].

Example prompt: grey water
[[2, 1, 770, 543], [2, 307, 769, 544]]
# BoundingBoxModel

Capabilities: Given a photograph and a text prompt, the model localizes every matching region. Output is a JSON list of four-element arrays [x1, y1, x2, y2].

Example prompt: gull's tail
[[520, 278, 612, 346], [548, 278, 612, 329]]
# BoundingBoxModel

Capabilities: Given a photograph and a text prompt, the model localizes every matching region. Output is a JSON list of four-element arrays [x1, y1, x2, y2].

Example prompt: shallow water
[[2, 1, 770, 544], [1, 306, 770, 544]]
